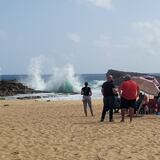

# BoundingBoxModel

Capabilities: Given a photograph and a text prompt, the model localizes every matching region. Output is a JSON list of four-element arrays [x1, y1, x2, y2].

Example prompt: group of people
[[136, 92, 160, 115], [81, 74, 140, 122]]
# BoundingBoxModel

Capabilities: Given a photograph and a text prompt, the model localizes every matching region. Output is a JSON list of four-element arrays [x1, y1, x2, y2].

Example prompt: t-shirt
[[81, 87, 91, 96], [102, 81, 115, 97], [120, 80, 139, 100]]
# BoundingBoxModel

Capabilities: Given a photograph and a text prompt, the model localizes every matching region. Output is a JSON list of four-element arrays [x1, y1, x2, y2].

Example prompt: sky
[[0, 0, 160, 74]]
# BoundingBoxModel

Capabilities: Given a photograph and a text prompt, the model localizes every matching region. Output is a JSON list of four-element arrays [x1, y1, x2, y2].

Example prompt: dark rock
[[0, 97, 5, 100], [0, 80, 38, 96], [107, 69, 160, 86], [17, 96, 41, 100]]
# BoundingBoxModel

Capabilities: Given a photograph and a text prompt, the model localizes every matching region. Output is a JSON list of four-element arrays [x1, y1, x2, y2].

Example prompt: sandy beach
[[0, 99, 160, 160]]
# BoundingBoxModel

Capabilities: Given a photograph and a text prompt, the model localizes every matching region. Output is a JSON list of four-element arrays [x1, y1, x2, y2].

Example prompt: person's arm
[[101, 83, 104, 96], [137, 85, 140, 98], [112, 88, 117, 94], [144, 95, 148, 103], [101, 88, 104, 96], [81, 88, 84, 95], [118, 85, 122, 97], [112, 84, 117, 94], [89, 88, 92, 96]]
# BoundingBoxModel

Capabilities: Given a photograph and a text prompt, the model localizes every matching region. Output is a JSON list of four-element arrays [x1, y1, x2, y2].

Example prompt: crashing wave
[[24, 56, 81, 93]]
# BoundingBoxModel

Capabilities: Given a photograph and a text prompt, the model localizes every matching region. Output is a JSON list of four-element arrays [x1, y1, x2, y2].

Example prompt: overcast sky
[[0, 0, 160, 74]]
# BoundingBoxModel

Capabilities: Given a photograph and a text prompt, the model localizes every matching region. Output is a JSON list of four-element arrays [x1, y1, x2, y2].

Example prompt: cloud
[[67, 33, 81, 43], [76, 0, 113, 10], [94, 35, 128, 50], [132, 20, 160, 56], [94, 20, 160, 58]]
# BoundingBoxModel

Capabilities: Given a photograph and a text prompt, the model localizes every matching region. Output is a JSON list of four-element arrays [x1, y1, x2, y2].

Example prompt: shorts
[[120, 97, 136, 109]]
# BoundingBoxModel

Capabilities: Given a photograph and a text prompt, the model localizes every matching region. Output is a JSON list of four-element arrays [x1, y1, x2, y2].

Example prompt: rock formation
[[107, 69, 160, 86], [0, 80, 36, 96]]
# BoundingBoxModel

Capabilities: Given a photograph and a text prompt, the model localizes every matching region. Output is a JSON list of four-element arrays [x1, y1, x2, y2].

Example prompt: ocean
[[1, 74, 105, 100]]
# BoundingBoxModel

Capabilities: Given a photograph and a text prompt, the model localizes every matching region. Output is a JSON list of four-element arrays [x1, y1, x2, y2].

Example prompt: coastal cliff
[[107, 69, 160, 86]]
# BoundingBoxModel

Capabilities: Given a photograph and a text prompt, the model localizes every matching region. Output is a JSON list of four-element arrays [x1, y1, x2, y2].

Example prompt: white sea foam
[[27, 55, 46, 90], [45, 64, 81, 93], [26, 56, 81, 93]]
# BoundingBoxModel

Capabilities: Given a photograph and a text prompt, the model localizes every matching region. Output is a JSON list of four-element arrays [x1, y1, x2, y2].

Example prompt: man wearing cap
[[119, 74, 140, 122], [100, 74, 116, 122]]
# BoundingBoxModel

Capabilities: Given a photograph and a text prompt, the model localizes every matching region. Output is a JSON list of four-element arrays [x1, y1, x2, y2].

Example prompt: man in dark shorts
[[81, 81, 94, 117], [100, 74, 116, 122], [119, 74, 139, 122]]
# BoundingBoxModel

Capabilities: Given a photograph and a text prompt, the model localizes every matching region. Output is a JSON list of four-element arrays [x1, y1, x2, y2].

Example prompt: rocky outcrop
[[0, 80, 36, 96], [17, 96, 42, 100], [107, 69, 160, 86]]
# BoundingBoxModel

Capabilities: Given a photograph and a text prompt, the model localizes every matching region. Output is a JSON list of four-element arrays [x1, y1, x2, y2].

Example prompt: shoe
[[109, 119, 114, 122]]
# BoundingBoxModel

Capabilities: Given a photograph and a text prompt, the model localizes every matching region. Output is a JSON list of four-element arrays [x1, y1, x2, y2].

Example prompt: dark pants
[[101, 96, 115, 121]]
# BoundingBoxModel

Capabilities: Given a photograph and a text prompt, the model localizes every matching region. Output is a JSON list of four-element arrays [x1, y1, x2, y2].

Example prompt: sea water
[[1, 73, 105, 101]]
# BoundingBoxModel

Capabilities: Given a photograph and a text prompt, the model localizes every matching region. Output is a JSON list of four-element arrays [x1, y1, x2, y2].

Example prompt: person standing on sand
[[119, 74, 139, 122], [100, 74, 116, 122], [81, 82, 94, 117]]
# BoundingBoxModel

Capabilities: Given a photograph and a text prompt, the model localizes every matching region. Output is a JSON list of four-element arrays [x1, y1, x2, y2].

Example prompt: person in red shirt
[[119, 74, 139, 122]]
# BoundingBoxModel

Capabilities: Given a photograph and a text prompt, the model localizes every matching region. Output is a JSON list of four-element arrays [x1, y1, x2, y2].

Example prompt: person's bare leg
[[83, 101, 87, 116], [129, 107, 134, 122], [136, 102, 143, 116], [121, 108, 125, 122], [126, 109, 129, 114]]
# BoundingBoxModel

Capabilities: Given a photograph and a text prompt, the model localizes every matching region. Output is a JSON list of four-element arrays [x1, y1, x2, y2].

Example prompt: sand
[[0, 99, 160, 160]]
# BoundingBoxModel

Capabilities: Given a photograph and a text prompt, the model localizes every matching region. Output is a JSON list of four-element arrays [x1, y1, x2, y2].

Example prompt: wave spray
[[26, 56, 81, 93]]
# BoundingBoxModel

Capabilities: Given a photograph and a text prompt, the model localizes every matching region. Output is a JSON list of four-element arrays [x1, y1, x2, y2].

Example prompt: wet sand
[[0, 99, 160, 160]]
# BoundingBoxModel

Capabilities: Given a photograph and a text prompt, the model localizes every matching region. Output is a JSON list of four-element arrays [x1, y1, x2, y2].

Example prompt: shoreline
[[3, 92, 102, 101]]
